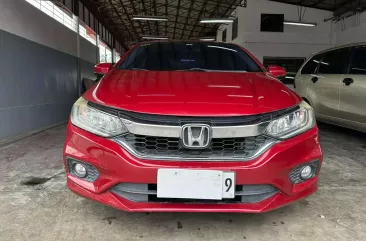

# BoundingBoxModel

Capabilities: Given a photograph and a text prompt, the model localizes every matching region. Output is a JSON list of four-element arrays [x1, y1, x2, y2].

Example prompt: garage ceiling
[[81, 0, 243, 47], [271, 0, 366, 16], [81, 0, 366, 48]]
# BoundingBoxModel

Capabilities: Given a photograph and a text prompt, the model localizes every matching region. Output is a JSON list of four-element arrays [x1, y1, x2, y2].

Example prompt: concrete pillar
[[75, 16, 81, 96], [111, 36, 116, 63], [112, 48, 117, 63], [96, 34, 100, 64], [73, 0, 81, 96]]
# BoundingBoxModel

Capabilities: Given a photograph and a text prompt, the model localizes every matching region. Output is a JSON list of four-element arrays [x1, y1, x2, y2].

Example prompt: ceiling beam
[[199, 0, 222, 36], [140, 0, 154, 35], [117, 0, 140, 38], [310, 0, 328, 7], [156, 3, 205, 13], [165, 0, 168, 35], [296, 0, 307, 5], [187, 0, 241, 9], [165, 29, 206, 38], [153, 0, 159, 35], [269, 0, 333, 11], [107, 0, 133, 38], [188, 0, 210, 38], [334, 0, 366, 16], [128, 0, 147, 36], [116, 20, 213, 34], [173, 0, 181, 39], [166, 25, 207, 34], [208, 0, 239, 34], [179, 0, 195, 39]]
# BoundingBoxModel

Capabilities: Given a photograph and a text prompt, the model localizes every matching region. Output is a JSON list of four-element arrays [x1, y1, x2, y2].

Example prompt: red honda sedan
[[63, 41, 322, 212]]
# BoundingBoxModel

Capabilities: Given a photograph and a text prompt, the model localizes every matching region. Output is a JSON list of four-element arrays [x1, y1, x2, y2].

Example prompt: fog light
[[67, 158, 99, 182], [74, 163, 87, 178], [300, 165, 312, 180], [289, 160, 319, 184]]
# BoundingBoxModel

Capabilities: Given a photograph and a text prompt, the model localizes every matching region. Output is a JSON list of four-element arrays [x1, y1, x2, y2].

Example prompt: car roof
[[310, 42, 366, 57], [136, 40, 229, 45]]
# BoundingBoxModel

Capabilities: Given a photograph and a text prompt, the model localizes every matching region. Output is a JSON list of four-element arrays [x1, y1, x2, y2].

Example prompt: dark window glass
[[232, 18, 238, 40], [261, 14, 284, 32], [118, 42, 263, 72], [301, 54, 323, 74], [349, 46, 366, 75], [318, 48, 350, 74], [222, 29, 227, 42]]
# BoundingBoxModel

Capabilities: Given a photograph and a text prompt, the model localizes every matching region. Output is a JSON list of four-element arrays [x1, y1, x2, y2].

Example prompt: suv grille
[[115, 134, 273, 159]]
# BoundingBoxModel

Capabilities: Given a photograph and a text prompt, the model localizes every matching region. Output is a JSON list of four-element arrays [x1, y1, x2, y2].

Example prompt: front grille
[[110, 183, 279, 204], [115, 134, 273, 159]]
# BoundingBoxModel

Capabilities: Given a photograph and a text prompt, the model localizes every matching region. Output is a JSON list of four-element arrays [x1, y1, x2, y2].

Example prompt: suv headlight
[[70, 97, 128, 137], [265, 101, 315, 139]]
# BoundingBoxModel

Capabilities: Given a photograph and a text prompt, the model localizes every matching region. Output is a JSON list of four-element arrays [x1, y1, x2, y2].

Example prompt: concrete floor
[[0, 123, 365, 241]]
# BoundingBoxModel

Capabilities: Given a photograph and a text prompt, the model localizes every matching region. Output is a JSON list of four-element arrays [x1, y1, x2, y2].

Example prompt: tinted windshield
[[118, 42, 263, 72]]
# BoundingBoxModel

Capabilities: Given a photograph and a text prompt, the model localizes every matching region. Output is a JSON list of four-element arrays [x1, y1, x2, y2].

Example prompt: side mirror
[[268, 65, 286, 78], [94, 63, 112, 75]]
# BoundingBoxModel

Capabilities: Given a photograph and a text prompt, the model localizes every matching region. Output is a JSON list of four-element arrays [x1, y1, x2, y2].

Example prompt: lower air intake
[[110, 183, 279, 204]]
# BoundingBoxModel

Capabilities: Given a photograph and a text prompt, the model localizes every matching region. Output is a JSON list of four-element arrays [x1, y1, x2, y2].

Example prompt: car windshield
[[118, 42, 263, 72]]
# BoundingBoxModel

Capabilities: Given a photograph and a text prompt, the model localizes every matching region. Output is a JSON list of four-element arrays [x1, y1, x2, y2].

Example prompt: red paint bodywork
[[63, 41, 322, 212], [268, 65, 287, 78], [84, 71, 301, 116], [94, 63, 111, 75]]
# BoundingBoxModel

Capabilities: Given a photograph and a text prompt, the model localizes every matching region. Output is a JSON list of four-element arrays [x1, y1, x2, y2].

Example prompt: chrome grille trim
[[211, 122, 269, 138], [122, 119, 181, 138], [121, 118, 270, 138]]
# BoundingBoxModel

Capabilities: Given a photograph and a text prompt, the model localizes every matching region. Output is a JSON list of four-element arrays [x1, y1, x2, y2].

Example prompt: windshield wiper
[[131, 68, 148, 71], [175, 68, 248, 73], [175, 68, 210, 72]]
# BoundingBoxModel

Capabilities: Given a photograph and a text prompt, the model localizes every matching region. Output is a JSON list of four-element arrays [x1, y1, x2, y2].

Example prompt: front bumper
[[63, 123, 322, 212]]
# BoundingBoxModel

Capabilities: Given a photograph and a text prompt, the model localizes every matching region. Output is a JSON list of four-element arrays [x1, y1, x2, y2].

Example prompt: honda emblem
[[181, 124, 211, 149]]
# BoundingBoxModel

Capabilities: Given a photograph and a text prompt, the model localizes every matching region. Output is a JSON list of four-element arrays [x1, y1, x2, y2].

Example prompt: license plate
[[157, 169, 235, 200]]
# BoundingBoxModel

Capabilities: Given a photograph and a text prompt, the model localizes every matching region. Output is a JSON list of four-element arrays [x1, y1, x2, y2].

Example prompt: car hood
[[84, 70, 301, 116]]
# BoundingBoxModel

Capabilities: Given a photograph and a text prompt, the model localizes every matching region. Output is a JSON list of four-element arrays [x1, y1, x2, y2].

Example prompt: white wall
[[0, 0, 97, 140], [0, 0, 77, 57], [335, 12, 366, 45], [218, 0, 336, 62], [0, 0, 98, 63], [80, 37, 97, 64]]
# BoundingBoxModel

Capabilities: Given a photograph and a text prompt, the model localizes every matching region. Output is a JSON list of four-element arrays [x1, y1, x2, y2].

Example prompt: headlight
[[70, 97, 128, 137], [265, 101, 315, 139]]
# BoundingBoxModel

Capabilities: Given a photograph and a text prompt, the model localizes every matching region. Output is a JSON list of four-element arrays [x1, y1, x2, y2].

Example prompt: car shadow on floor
[[88, 199, 299, 230], [317, 121, 366, 140]]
